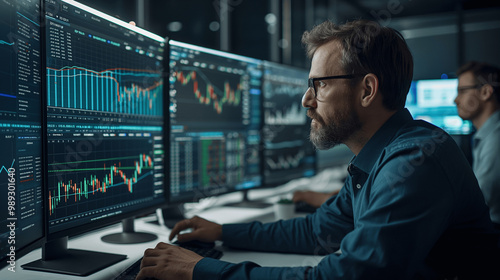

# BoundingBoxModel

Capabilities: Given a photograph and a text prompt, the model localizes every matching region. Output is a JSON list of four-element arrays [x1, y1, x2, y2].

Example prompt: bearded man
[[137, 20, 500, 280]]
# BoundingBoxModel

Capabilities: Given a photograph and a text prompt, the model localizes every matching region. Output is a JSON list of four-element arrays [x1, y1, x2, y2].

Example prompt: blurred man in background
[[455, 61, 500, 229]]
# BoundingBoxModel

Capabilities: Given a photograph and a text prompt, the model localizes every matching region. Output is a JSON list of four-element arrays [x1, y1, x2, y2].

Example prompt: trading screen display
[[406, 79, 473, 135], [45, 0, 166, 234], [169, 41, 262, 202], [262, 61, 315, 186], [0, 0, 43, 265]]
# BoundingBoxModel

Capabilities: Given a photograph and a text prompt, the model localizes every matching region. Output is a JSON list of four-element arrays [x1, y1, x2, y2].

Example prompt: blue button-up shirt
[[472, 110, 500, 224], [194, 109, 499, 279]]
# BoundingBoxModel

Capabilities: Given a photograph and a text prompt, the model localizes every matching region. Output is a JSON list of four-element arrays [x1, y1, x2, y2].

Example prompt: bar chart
[[47, 66, 163, 116]]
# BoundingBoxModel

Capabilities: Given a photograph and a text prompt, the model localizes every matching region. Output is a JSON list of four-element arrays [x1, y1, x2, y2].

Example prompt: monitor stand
[[101, 218, 158, 244], [225, 190, 273, 208], [22, 236, 126, 276]]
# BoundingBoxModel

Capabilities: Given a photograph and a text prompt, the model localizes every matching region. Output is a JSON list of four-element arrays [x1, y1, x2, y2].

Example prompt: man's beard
[[308, 108, 361, 150], [457, 97, 481, 122]]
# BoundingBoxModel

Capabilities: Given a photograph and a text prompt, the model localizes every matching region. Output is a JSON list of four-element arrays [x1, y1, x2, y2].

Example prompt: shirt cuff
[[193, 257, 233, 280]]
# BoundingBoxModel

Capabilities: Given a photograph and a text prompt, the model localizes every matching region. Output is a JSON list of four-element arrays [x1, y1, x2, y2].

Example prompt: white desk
[[1, 208, 324, 280], [1, 167, 345, 280]]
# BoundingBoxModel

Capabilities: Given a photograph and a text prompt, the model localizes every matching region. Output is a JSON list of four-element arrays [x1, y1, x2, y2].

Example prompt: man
[[292, 189, 339, 208], [137, 20, 499, 280], [455, 61, 500, 229]]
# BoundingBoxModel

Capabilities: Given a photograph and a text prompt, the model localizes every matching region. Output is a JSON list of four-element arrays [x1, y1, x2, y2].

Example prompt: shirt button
[[356, 184, 362, 189]]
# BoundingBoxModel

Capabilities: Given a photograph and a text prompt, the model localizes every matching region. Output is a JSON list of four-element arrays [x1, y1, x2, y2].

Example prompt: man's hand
[[169, 216, 222, 243], [136, 242, 203, 280], [292, 190, 338, 208]]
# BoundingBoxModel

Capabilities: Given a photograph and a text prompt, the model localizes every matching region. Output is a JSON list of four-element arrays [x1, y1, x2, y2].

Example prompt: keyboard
[[113, 242, 223, 280]]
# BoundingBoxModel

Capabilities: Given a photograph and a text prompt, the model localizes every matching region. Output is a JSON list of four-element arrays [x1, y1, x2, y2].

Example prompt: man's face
[[302, 40, 362, 150], [455, 71, 482, 121]]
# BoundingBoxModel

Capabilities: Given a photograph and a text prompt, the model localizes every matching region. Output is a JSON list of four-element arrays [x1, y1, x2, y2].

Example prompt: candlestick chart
[[170, 66, 245, 125], [47, 139, 156, 219]]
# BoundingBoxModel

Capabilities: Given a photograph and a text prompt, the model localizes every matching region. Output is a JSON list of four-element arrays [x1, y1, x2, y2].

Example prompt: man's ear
[[360, 73, 379, 108], [479, 84, 494, 101]]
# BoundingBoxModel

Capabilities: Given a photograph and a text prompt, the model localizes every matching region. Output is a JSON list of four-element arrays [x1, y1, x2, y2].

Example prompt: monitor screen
[[261, 61, 316, 186], [44, 0, 166, 236], [316, 144, 353, 170], [0, 0, 44, 270], [169, 40, 262, 203], [406, 79, 473, 135]]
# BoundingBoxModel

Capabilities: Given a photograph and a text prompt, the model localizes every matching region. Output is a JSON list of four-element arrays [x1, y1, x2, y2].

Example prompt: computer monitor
[[167, 40, 262, 212], [261, 61, 316, 187], [406, 79, 473, 135], [316, 144, 353, 171], [0, 0, 44, 271], [22, 0, 167, 276]]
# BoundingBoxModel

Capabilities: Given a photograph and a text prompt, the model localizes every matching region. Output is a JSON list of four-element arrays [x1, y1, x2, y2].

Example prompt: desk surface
[[1, 208, 324, 280], [1, 167, 345, 279]]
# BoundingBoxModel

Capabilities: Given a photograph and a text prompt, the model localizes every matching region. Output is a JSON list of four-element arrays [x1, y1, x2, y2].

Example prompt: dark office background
[[77, 0, 500, 80]]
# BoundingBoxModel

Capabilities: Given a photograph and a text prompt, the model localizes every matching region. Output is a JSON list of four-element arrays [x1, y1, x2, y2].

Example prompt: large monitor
[[406, 79, 473, 135], [23, 0, 167, 276], [316, 145, 353, 171], [261, 61, 316, 187], [168, 40, 262, 207], [0, 0, 44, 272]]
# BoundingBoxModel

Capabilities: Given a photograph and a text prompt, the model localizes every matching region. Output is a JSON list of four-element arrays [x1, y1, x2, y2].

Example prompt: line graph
[[265, 140, 305, 150], [0, 93, 16, 98], [0, 93, 17, 115], [264, 83, 306, 97], [0, 135, 16, 177], [0, 159, 15, 175], [0, 40, 14, 46], [265, 149, 305, 170], [47, 66, 163, 116], [263, 82, 307, 125], [265, 101, 306, 125], [17, 11, 39, 27]]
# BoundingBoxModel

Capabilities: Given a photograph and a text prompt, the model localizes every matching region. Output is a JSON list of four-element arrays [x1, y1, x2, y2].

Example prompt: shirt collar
[[351, 108, 413, 174], [474, 110, 500, 142]]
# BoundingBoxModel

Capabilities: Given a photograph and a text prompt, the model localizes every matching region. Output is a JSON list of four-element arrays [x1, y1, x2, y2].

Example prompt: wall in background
[[391, 8, 500, 79], [75, 1, 500, 77]]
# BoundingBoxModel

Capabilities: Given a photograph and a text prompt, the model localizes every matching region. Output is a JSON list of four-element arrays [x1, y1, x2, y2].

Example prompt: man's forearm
[[222, 217, 317, 254], [194, 258, 311, 280]]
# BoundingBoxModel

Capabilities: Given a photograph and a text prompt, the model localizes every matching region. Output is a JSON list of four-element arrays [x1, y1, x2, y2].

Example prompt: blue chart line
[[265, 140, 304, 149], [0, 93, 17, 98], [47, 66, 163, 116], [0, 40, 14, 46], [17, 12, 40, 27], [0, 159, 15, 175]]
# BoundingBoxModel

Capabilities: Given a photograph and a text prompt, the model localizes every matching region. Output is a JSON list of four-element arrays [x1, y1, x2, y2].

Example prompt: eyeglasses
[[457, 84, 482, 95], [307, 74, 360, 98]]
